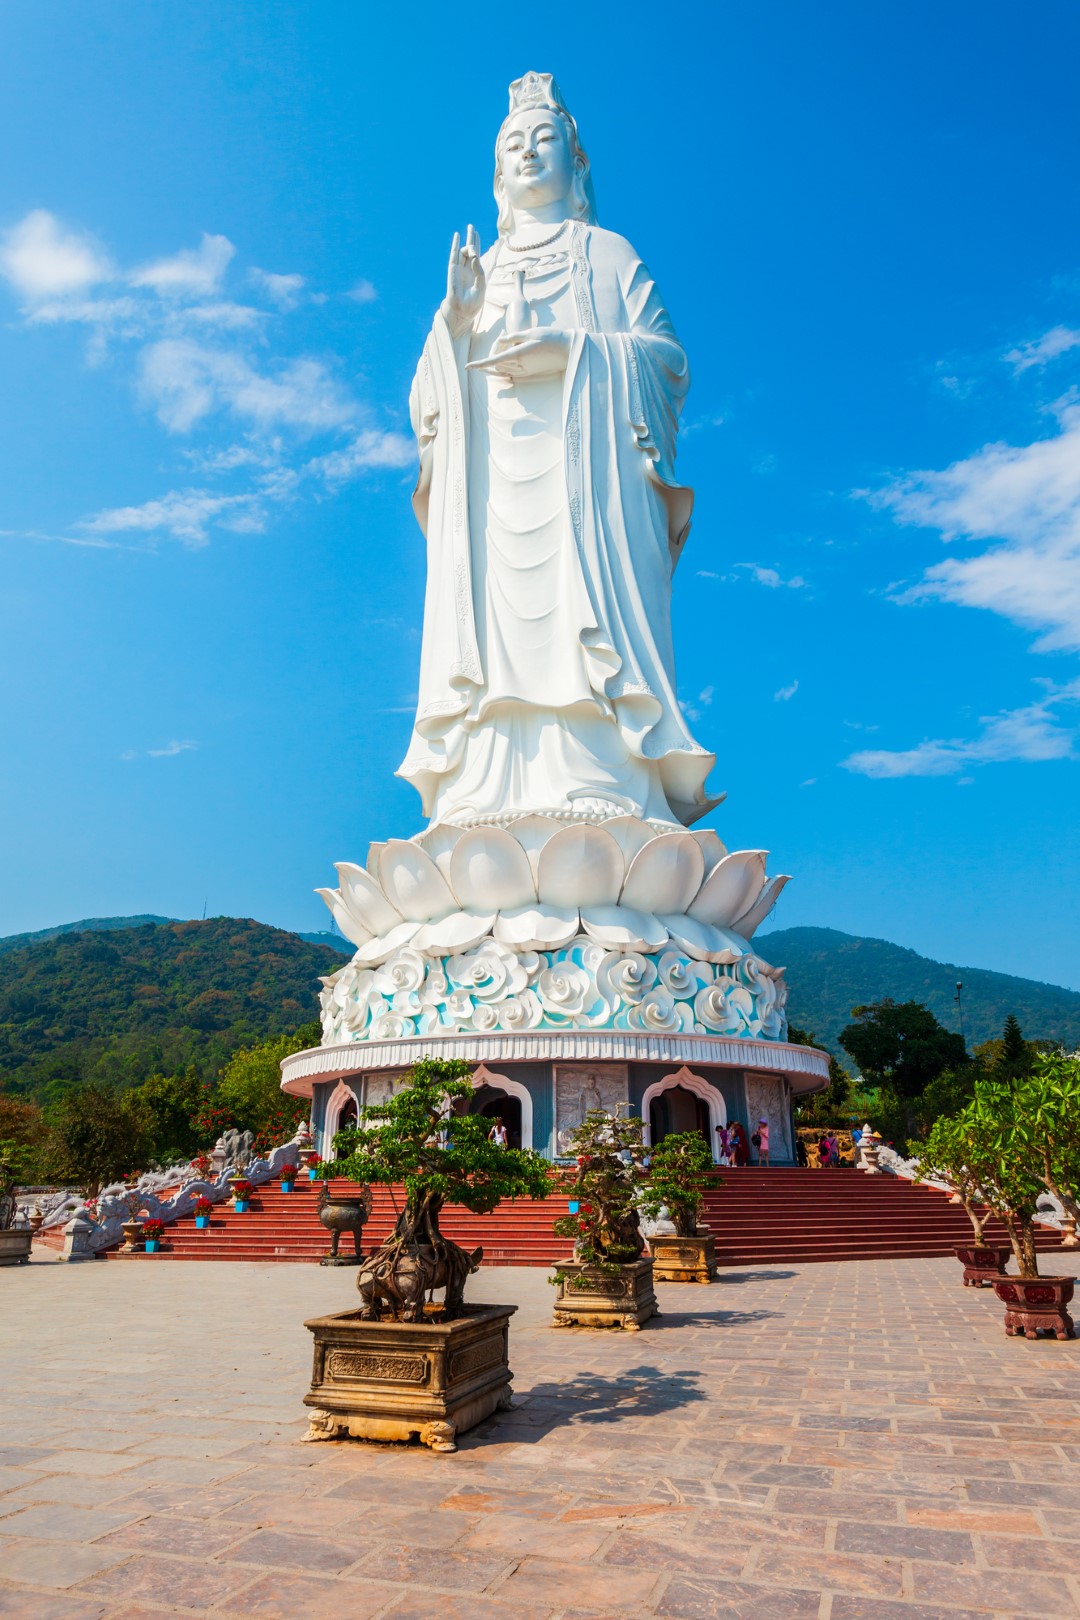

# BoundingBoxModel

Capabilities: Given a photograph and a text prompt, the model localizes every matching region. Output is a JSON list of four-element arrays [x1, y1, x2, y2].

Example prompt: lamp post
[[954, 981, 966, 1046]]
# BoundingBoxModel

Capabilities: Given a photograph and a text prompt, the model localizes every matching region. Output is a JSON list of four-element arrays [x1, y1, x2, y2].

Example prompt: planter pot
[[308, 1168, 318, 1182], [956, 1245, 1011, 1288], [992, 1275, 1076, 1340], [144, 1239, 160, 1253], [552, 1258, 659, 1331], [281, 1182, 294, 1193], [195, 1216, 209, 1229], [0, 1228, 33, 1266], [303, 1302, 517, 1453], [648, 1232, 718, 1284], [234, 1200, 249, 1213], [121, 1220, 143, 1254]]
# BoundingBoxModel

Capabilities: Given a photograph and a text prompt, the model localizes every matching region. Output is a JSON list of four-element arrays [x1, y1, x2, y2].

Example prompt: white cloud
[[680, 684, 715, 724], [1005, 325, 1080, 374], [123, 739, 198, 760], [130, 232, 235, 298], [774, 680, 799, 702], [347, 278, 377, 304], [83, 488, 265, 547], [250, 268, 306, 309], [0, 210, 112, 300], [877, 399, 1080, 652], [694, 563, 806, 589], [841, 680, 1080, 778], [307, 428, 415, 483], [138, 339, 355, 434]]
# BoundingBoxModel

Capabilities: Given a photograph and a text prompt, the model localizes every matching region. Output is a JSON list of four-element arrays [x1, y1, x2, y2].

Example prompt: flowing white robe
[[399, 221, 716, 828]]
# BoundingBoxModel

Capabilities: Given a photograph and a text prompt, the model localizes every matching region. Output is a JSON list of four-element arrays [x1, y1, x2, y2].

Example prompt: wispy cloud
[[1005, 325, 1080, 374], [680, 684, 715, 724], [347, 279, 377, 304], [123, 739, 199, 760], [841, 680, 1080, 778], [0, 209, 112, 299], [774, 679, 799, 702], [875, 398, 1080, 653], [0, 209, 404, 547], [696, 563, 807, 589]]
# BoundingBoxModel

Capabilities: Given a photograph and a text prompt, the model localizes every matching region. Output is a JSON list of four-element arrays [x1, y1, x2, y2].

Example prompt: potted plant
[[949, 1080, 1075, 1340], [1014, 1053, 1080, 1241], [639, 1131, 719, 1283], [0, 1141, 34, 1265], [231, 1178, 253, 1212], [303, 1150, 320, 1182], [193, 1196, 213, 1230], [280, 1160, 297, 1192], [142, 1218, 165, 1254], [303, 1058, 551, 1452], [550, 1110, 659, 1330], [914, 1115, 1009, 1286]]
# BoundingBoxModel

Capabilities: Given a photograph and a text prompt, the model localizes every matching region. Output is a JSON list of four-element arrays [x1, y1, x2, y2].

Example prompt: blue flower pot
[[307, 1168, 317, 1181], [234, 1200, 248, 1213], [195, 1216, 208, 1229], [145, 1239, 159, 1253], [281, 1181, 294, 1192], [568, 1200, 580, 1214]]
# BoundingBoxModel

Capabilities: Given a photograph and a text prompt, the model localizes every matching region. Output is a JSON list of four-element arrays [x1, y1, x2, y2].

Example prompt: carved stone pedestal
[[552, 1259, 659, 1330], [0, 1229, 32, 1266], [303, 1302, 516, 1452], [992, 1275, 1075, 1340], [956, 1245, 1011, 1288], [648, 1232, 717, 1283]]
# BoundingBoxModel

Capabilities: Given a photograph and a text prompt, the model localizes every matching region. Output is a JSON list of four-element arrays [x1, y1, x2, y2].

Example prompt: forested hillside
[[761, 925, 1080, 1053], [0, 918, 339, 1103]]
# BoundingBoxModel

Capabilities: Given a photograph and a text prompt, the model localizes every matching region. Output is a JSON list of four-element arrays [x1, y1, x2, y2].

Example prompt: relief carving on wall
[[745, 1073, 792, 1159], [554, 1062, 629, 1154]]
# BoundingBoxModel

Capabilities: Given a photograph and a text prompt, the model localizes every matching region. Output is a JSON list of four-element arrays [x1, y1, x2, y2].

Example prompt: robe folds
[[399, 221, 717, 828]]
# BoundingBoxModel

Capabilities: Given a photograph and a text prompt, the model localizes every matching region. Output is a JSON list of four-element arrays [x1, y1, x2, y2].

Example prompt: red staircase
[[700, 1168, 1061, 1267], [104, 1167, 1064, 1268]]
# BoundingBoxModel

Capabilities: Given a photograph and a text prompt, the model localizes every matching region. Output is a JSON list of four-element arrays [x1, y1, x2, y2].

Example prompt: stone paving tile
[[0, 1502, 140, 1544], [217, 1527, 360, 1575], [76, 1552, 257, 1610], [656, 1575, 820, 1617], [497, 1555, 660, 1608], [909, 1560, 1080, 1611], [223, 1572, 404, 1617], [346, 1541, 513, 1591], [94, 1513, 256, 1558], [835, 1519, 976, 1563], [378, 1593, 554, 1620], [0, 1537, 126, 1590], [0, 1588, 106, 1619]]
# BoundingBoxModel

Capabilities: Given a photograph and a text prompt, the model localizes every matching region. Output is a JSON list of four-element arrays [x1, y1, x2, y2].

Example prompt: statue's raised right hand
[[441, 224, 485, 338]]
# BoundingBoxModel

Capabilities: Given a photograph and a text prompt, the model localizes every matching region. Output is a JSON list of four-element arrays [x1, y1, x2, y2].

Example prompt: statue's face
[[499, 108, 576, 214]]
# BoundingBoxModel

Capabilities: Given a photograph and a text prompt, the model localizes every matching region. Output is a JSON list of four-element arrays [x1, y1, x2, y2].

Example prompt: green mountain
[[297, 930, 352, 954], [760, 925, 1080, 1054], [0, 918, 340, 1103], [0, 914, 175, 957]]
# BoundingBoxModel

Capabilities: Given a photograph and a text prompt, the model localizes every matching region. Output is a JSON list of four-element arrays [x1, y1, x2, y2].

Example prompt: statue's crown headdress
[[507, 71, 567, 116]]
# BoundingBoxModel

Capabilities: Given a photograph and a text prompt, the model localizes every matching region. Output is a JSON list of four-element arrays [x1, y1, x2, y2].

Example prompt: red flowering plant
[[142, 1219, 165, 1241], [189, 1151, 213, 1179], [230, 1178, 253, 1201], [193, 1197, 213, 1218], [551, 1110, 649, 1278]]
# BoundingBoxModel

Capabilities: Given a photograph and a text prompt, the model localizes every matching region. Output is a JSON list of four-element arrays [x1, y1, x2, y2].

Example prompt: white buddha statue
[[398, 71, 716, 831]]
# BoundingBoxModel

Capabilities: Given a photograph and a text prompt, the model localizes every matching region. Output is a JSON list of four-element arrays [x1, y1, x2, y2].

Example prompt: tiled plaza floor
[[2, 1254, 1079, 1618]]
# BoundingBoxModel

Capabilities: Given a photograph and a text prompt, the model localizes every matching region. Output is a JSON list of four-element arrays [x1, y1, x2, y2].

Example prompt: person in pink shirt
[[754, 1118, 770, 1166]]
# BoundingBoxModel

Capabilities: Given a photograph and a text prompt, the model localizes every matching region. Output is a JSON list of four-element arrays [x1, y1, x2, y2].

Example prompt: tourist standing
[[488, 1118, 509, 1148], [754, 1118, 770, 1167], [729, 1121, 749, 1167], [715, 1123, 731, 1165]]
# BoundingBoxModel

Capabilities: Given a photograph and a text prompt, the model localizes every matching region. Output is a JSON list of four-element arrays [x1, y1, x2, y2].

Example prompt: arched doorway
[[335, 1095, 359, 1160], [471, 1085, 523, 1150], [649, 1087, 710, 1149], [641, 1068, 726, 1162]]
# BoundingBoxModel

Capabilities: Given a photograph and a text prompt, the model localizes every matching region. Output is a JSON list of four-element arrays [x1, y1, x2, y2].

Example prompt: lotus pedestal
[[303, 1303, 516, 1452]]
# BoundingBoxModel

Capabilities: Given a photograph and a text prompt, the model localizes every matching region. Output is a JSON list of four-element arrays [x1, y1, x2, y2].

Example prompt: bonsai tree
[[0, 1139, 35, 1232], [1012, 1052, 1080, 1227], [639, 1131, 716, 1236], [553, 1110, 649, 1274], [947, 1081, 1045, 1277], [329, 1059, 551, 1321], [913, 1114, 991, 1245]]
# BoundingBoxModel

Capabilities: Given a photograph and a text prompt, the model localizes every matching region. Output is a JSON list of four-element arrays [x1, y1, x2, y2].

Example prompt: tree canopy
[[839, 999, 967, 1099]]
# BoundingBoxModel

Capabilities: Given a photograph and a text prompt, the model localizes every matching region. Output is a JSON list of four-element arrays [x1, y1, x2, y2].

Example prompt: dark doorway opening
[[335, 1094, 359, 1160], [649, 1086, 711, 1152], [471, 1084, 523, 1150]]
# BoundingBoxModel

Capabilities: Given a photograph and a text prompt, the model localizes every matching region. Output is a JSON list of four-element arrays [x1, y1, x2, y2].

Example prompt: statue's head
[[494, 71, 597, 236]]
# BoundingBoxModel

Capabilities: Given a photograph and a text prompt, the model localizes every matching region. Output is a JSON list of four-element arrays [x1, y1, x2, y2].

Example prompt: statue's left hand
[[467, 329, 571, 381]]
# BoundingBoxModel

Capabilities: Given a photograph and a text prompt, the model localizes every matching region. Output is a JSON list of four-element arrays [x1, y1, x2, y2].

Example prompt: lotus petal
[[730, 874, 791, 939], [602, 815, 658, 865], [315, 887, 372, 948], [687, 850, 768, 928], [413, 910, 497, 954], [507, 814, 562, 881], [580, 905, 668, 952], [536, 824, 623, 907], [692, 828, 727, 873], [366, 841, 386, 879], [354, 919, 421, 966], [378, 840, 456, 923], [620, 831, 704, 915], [449, 826, 536, 910], [415, 822, 461, 884], [493, 903, 579, 950], [335, 861, 403, 936], [660, 913, 745, 963]]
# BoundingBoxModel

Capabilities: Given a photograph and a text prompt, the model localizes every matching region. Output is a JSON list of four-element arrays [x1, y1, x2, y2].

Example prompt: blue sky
[[2, 1, 1078, 990]]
